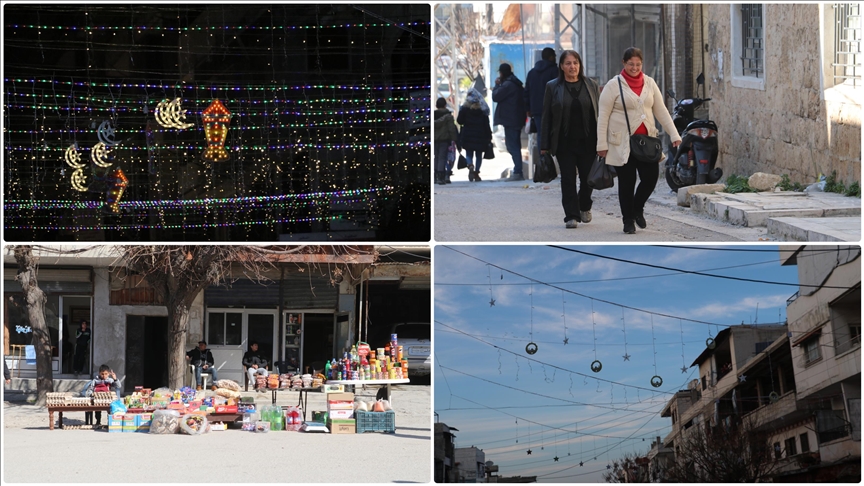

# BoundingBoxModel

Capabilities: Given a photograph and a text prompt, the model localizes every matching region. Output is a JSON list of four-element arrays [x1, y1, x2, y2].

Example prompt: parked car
[[390, 322, 430, 381]]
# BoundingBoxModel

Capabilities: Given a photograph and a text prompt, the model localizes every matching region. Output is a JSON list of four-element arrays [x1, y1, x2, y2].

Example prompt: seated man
[[243, 341, 269, 390], [186, 340, 218, 390]]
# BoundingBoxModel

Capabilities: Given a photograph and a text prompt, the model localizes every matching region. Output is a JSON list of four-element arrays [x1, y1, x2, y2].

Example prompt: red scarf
[[620, 69, 648, 135]]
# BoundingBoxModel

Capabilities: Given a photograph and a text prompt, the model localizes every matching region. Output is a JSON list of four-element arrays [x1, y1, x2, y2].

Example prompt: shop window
[[730, 4, 766, 90], [800, 432, 810, 453], [784, 437, 797, 457], [4, 294, 32, 354], [803, 335, 821, 365], [829, 4, 862, 89], [206, 311, 242, 346]]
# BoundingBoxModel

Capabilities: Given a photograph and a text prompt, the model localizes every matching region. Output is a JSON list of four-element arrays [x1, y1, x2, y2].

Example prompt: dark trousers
[[557, 147, 595, 222], [73, 349, 87, 373], [434, 141, 450, 172], [616, 156, 659, 222], [503, 126, 523, 174], [465, 149, 483, 172]]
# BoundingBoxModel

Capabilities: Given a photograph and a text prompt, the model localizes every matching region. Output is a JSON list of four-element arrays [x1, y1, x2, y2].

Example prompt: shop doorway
[[302, 313, 334, 374], [246, 313, 276, 369], [125, 315, 169, 392], [60, 296, 92, 375]]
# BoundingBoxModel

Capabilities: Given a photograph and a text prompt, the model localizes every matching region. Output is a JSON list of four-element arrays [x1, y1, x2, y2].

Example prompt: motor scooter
[[665, 74, 722, 191]]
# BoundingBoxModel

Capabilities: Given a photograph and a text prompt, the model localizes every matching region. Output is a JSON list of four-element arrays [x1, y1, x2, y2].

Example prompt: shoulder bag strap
[[617, 76, 632, 135]]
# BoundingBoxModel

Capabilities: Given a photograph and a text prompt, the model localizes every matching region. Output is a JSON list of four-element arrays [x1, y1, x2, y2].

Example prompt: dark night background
[[4, 4, 430, 241]]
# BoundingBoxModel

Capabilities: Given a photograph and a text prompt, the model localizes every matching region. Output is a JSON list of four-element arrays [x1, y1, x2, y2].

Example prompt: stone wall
[[703, 4, 861, 185]]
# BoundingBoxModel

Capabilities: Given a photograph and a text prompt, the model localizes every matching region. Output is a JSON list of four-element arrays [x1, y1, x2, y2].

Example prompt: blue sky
[[434, 245, 801, 483]]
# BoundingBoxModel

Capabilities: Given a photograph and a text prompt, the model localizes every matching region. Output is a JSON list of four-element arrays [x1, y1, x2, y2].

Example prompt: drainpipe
[[278, 266, 285, 364]]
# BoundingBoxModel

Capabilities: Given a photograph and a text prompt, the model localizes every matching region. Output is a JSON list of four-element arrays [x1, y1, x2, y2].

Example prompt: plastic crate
[[355, 410, 395, 434]]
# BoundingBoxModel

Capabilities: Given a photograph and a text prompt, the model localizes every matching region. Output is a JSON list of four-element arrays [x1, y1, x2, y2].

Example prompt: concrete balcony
[[741, 391, 810, 431]]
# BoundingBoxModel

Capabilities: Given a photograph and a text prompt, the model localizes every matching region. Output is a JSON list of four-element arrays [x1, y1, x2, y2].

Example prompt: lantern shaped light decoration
[[201, 99, 232, 162], [105, 168, 129, 213]]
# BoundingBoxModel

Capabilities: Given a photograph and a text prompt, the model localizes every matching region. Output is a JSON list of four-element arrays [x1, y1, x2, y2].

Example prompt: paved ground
[[436, 151, 859, 242], [2, 384, 431, 483]]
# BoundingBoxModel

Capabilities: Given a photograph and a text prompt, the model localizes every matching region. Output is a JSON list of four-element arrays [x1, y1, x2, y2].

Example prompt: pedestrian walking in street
[[540, 50, 600, 229], [434, 97, 459, 185], [73, 320, 91, 376], [457, 88, 493, 182], [596, 47, 681, 234], [492, 63, 526, 181], [524, 47, 558, 139]]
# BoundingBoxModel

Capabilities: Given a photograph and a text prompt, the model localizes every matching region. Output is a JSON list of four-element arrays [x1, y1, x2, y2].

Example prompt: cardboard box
[[328, 409, 354, 420], [122, 414, 137, 427], [327, 419, 356, 434], [210, 422, 227, 431], [327, 392, 354, 402], [214, 405, 238, 414], [327, 400, 354, 411], [136, 413, 153, 427], [122, 425, 137, 433], [322, 384, 344, 393]]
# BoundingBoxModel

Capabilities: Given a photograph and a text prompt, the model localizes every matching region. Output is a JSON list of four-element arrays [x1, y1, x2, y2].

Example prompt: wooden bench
[[47, 405, 111, 430]]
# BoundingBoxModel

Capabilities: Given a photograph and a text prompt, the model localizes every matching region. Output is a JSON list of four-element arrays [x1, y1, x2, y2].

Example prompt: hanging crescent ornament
[[97, 120, 117, 147], [155, 98, 195, 129], [201, 99, 231, 162], [768, 391, 779, 403], [651, 375, 663, 388], [64, 144, 86, 169], [91, 142, 113, 168], [706, 337, 716, 349], [70, 168, 89, 192], [591, 360, 602, 373], [525, 342, 538, 355]]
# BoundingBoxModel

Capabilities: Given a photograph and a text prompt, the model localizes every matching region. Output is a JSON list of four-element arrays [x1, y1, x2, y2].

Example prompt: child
[[81, 364, 121, 426]]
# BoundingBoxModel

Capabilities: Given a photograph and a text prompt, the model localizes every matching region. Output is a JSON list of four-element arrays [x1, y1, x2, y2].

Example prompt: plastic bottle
[[325, 361, 331, 379]]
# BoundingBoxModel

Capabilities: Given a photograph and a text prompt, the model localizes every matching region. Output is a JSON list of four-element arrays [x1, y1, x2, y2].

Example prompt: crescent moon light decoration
[[155, 98, 195, 130], [97, 120, 117, 147], [70, 168, 89, 192], [64, 144, 86, 169], [201, 99, 231, 162], [91, 142, 113, 168]]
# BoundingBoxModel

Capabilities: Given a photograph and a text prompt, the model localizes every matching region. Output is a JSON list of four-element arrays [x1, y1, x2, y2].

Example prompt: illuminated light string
[[5, 78, 431, 91], [4, 186, 393, 210], [7, 141, 429, 151], [6, 21, 430, 31], [4, 117, 414, 134], [6, 92, 418, 105], [4, 103, 424, 116], [6, 215, 347, 231], [7, 197, 377, 215]]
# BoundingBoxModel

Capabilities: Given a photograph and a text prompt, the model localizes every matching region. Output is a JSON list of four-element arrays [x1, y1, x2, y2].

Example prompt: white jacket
[[596, 74, 681, 167]]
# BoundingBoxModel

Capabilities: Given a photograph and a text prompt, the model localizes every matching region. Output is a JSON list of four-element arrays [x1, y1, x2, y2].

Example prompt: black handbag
[[457, 154, 468, 170], [533, 152, 557, 183], [483, 141, 495, 160], [618, 76, 663, 164], [587, 155, 616, 190]]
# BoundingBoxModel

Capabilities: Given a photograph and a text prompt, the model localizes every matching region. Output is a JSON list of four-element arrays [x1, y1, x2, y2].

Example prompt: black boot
[[444, 170, 451, 184], [435, 171, 446, 185]]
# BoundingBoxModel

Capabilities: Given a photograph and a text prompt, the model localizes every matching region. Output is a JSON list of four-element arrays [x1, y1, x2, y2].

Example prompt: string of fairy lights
[[4, 5, 431, 241]]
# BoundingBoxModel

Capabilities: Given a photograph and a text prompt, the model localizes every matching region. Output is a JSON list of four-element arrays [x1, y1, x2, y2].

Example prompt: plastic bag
[[587, 156, 616, 190], [150, 409, 181, 434], [179, 412, 209, 435], [109, 399, 127, 414], [533, 152, 557, 183]]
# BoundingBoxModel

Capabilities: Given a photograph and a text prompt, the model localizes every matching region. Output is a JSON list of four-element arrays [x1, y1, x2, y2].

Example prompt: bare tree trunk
[[167, 304, 190, 390], [13, 246, 54, 406]]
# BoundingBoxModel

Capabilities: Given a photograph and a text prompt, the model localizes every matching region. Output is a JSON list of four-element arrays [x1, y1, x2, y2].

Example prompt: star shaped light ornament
[[739, 375, 747, 383], [563, 337, 569, 345], [489, 298, 496, 307], [681, 366, 689, 373], [554, 456, 559, 462], [622, 353, 631, 361], [526, 449, 532, 455], [607, 464, 612, 470], [579, 461, 584, 467]]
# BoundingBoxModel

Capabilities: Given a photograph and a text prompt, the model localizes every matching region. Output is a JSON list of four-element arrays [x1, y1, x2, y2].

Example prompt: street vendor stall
[[325, 378, 409, 403]]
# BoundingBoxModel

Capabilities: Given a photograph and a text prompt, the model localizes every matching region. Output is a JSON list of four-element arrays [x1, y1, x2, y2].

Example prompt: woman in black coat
[[456, 88, 492, 182], [540, 50, 601, 229]]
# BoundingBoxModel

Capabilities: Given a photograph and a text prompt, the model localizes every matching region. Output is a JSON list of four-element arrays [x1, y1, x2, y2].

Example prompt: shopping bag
[[457, 154, 468, 170], [484, 142, 495, 160], [587, 156, 616, 190], [533, 152, 557, 183]]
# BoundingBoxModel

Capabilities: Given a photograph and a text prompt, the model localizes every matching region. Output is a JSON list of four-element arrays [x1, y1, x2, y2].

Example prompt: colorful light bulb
[[201, 99, 231, 162]]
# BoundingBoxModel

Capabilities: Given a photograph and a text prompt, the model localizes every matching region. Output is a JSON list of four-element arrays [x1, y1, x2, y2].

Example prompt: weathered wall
[[704, 4, 861, 184]]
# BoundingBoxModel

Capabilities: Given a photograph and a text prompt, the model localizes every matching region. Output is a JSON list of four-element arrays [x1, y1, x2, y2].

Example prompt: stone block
[[748, 172, 783, 191], [676, 184, 727, 207]]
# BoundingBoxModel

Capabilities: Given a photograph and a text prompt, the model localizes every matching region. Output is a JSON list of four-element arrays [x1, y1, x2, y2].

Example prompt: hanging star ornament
[[739, 375, 747, 383], [579, 461, 584, 467], [563, 337, 569, 345], [622, 353, 631, 361], [681, 366, 689, 374], [526, 449, 532, 455], [607, 464, 612, 470], [489, 298, 496, 307], [554, 456, 559, 462]]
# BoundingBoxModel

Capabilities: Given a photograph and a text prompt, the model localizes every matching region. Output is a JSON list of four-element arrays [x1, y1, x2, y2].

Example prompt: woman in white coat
[[596, 47, 682, 234]]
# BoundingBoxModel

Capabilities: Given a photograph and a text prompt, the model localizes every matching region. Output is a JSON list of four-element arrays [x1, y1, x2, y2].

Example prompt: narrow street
[[434, 158, 771, 242]]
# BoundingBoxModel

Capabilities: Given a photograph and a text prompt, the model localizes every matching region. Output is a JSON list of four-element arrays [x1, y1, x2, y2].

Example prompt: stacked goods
[[108, 414, 124, 433], [94, 391, 118, 407], [267, 374, 280, 389], [325, 339, 408, 381], [326, 392, 355, 434], [284, 406, 302, 431], [290, 375, 303, 389], [279, 373, 292, 388], [47, 392, 73, 406], [255, 375, 267, 390], [241, 412, 259, 431], [136, 413, 152, 432], [66, 396, 93, 406], [122, 413, 138, 432]]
